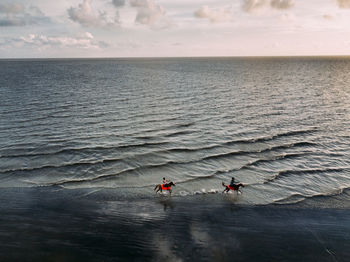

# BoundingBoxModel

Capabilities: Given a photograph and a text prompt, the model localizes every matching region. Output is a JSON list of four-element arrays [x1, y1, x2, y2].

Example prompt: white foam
[[208, 189, 218, 194], [179, 191, 190, 196]]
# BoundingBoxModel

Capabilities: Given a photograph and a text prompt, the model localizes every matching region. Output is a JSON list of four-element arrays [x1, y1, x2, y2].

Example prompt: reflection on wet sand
[[0, 188, 350, 261], [159, 197, 175, 211]]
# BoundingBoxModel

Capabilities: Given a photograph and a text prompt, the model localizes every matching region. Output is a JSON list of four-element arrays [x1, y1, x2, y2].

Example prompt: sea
[[0, 57, 350, 261]]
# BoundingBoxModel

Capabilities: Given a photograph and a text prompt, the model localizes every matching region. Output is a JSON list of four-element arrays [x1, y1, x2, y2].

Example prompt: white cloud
[[1, 32, 108, 50], [337, 0, 350, 8], [0, 3, 49, 27], [68, 0, 120, 27], [242, 0, 267, 12], [270, 0, 294, 9], [194, 6, 232, 23], [129, 0, 167, 25], [242, 0, 294, 12]]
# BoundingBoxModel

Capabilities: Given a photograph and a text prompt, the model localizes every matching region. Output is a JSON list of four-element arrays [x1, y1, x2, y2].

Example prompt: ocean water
[[1, 57, 350, 204], [1, 57, 350, 261]]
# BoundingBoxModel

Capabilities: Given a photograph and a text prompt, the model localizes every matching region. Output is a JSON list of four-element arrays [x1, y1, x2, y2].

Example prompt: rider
[[229, 177, 236, 187], [162, 177, 170, 190]]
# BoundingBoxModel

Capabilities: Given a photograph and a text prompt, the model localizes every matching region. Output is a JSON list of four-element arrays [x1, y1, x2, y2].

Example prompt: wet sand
[[0, 188, 350, 261]]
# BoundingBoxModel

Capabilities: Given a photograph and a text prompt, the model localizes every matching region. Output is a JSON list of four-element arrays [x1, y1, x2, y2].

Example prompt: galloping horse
[[154, 181, 175, 195], [222, 182, 244, 194]]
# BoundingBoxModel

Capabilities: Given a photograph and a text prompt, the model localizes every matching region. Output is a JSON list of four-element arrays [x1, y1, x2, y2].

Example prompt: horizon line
[[2, 55, 350, 61]]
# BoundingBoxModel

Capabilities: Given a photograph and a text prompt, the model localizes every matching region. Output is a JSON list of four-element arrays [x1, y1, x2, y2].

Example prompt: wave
[[0, 148, 203, 175], [272, 186, 350, 205], [0, 157, 126, 174], [0, 125, 318, 159], [273, 193, 306, 205], [0, 102, 75, 118], [0, 120, 52, 133], [122, 120, 195, 137], [213, 152, 313, 176], [151, 141, 317, 157], [222, 129, 318, 146], [0, 141, 169, 158], [31, 160, 189, 187], [164, 130, 195, 138], [248, 152, 308, 165], [0, 140, 320, 175], [277, 166, 350, 177], [201, 141, 316, 162], [263, 167, 350, 184], [26, 164, 220, 188]]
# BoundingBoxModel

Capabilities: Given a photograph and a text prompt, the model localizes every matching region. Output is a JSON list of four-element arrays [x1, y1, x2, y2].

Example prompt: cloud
[[242, 0, 267, 12], [129, 0, 166, 25], [194, 6, 232, 23], [69, 0, 169, 28], [68, 0, 120, 27], [1, 32, 108, 50], [0, 3, 49, 27], [270, 0, 294, 9], [322, 14, 334, 20], [337, 0, 350, 8], [0, 3, 24, 14], [112, 0, 126, 8], [242, 0, 294, 12]]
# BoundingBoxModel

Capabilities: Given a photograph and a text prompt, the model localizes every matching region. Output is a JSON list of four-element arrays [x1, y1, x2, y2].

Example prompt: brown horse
[[154, 181, 175, 195], [222, 182, 244, 194]]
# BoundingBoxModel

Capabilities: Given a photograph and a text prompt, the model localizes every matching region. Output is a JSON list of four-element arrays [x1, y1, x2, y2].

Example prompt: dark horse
[[222, 182, 244, 194], [154, 181, 175, 195]]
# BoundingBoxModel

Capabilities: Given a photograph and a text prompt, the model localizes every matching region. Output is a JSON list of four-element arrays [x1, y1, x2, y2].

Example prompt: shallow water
[[1, 57, 350, 205]]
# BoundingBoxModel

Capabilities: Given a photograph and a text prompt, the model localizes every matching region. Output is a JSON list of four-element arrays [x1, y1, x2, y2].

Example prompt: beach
[[1, 187, 350, 261]]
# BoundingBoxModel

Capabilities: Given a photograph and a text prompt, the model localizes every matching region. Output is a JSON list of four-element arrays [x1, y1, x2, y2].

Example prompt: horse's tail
[[222, 182, 226, 187], [154, 184, 159, 191]]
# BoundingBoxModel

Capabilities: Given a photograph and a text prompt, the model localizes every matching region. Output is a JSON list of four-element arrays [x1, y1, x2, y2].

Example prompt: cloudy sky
[[1, 0, 350, 58]]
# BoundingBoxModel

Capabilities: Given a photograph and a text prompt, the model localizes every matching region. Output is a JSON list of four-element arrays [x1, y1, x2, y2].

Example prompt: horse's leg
[[169, 189, 172, 195]]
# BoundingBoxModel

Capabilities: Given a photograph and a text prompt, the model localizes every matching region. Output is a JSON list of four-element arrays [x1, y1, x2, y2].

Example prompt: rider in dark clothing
[[230, 177, 236, 187]]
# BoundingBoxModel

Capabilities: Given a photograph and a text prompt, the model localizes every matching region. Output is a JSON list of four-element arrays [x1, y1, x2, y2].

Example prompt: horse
[[222, 182, 244, 194], [154, 181, 175, 195]]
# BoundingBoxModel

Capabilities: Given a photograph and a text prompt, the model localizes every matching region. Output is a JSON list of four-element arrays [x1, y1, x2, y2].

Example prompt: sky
[[1, 0, 350, 58]]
